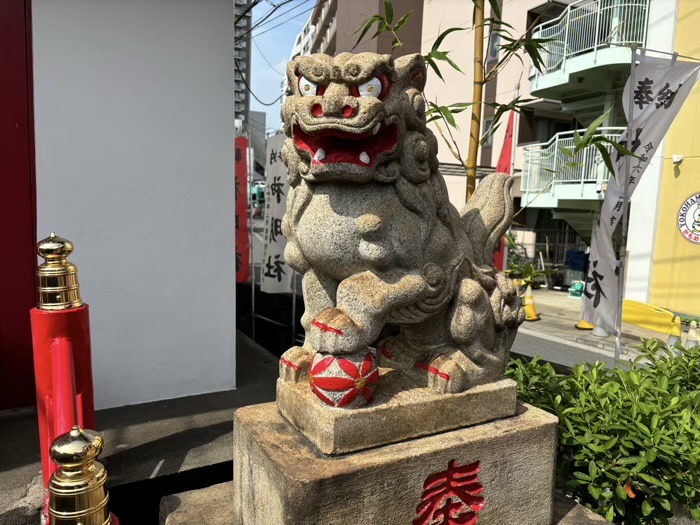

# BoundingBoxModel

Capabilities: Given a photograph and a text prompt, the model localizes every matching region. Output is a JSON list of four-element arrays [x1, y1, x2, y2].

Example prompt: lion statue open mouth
[[277, 52, 524, 407]]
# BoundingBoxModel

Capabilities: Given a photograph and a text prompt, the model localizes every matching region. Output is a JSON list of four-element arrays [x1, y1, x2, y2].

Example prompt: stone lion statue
[[278, 52, 524, 402]]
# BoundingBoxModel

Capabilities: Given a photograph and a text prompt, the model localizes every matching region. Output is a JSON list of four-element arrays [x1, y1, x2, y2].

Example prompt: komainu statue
[[278, 52, 524, 407]]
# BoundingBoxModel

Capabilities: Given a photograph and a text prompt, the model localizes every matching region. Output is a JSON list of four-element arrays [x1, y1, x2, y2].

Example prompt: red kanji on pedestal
[[413, 460, 485, 525]]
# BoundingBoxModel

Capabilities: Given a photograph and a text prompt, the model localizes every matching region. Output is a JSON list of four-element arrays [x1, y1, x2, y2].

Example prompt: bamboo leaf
[[594, 143, 616, 178], [371, 20, 390, 40], [383, 0, 393, 24], [431, 27, 466, 53], [393, 11, 412, 32], [352, 16, 382, 49], [439, 105, 457, 128], [602, 138, 640, 159], [581, 108, 612, 147], [560, 146, 573, 157], [426, 57, 444, 81], [486, 0, 501, 20], [443, 54, 464, 74], [573, 129, 582, 147]]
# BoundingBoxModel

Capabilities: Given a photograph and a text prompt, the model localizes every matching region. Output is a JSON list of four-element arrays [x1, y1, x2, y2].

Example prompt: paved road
[[513, 328, 631, 369]]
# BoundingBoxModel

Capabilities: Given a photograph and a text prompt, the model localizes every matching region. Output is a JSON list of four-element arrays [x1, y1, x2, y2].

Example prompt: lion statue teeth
[[278, 52, 524, 406]]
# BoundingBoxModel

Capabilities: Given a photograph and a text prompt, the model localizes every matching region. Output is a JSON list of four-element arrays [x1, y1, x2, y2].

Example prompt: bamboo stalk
[[466, 0, 485, 202]]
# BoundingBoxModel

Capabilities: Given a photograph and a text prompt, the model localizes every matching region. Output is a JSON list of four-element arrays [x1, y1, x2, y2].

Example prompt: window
[[518, 109, 575, 144], [483, 116, 494, 148], [533, 117, 573, 143], [487, 32, 500, 62]]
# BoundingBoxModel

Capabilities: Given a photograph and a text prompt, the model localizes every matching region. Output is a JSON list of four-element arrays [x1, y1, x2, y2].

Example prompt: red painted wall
[[0, 0, 37, 409]]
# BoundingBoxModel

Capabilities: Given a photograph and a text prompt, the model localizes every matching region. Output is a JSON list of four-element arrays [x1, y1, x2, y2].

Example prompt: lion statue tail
[[459, 173, 514, 268]]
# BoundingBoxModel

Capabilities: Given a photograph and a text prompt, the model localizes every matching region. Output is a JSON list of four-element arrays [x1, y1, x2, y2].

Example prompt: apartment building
[[423, 0, 699, 317], [235, 0, 252, 127]]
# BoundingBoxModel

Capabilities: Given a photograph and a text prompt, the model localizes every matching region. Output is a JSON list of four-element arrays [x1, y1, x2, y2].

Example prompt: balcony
[[521, 127, 625, 208], [530, 0, 649, 99]]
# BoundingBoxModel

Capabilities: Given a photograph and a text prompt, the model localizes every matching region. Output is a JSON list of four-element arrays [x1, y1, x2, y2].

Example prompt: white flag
[[582, 53, 700, 333], [260, 132, 294, 294]]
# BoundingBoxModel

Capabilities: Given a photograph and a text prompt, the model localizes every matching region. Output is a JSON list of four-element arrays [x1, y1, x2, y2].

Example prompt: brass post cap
[[50, 426, 103, 469], [36, 232, 83, 310], [37, 232, 74, 261]]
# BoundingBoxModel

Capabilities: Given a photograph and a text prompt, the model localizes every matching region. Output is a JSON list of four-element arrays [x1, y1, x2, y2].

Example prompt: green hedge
[[505, 340, 700, 524]]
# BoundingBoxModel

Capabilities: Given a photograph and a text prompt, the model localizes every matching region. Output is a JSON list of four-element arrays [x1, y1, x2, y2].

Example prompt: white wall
[[32, 0, 236, 409], [625, 0, 679, 303]]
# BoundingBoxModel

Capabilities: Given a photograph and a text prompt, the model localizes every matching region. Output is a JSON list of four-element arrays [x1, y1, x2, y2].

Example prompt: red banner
[[492, 112, 515, 271], [495, 111, 514, 175], [235, 137, 250, 283]]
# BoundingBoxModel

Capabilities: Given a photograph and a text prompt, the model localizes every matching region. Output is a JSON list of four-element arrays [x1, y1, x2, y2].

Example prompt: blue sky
[[248, 0, 315, 132]]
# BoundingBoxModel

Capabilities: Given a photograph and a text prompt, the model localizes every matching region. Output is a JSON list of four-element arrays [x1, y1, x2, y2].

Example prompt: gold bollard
[[48, 426, 113, 525], [37, 232, 83, 310]]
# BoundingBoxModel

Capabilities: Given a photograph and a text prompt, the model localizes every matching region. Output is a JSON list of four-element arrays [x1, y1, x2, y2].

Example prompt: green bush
[[505, 340, 700, 524]]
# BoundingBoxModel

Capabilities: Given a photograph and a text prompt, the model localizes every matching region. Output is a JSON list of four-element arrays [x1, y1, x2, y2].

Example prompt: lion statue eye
[[298, 76, 320, 97], [357, 76, 383, 98]]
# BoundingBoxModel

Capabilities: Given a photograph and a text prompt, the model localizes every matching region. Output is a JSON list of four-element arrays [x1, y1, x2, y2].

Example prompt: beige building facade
[[421, 0, 686, 310]]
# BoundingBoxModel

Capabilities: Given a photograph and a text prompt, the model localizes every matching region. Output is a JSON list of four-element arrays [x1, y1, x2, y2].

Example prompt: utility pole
[[466, 0, 485, 202]]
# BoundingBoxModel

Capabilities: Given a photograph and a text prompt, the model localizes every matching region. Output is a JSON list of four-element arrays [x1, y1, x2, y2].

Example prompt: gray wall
[[32, 0, 236, 408]]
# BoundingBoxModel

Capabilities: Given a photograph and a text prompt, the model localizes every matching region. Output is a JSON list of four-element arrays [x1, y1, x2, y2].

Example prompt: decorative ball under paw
[[309, 351, 379, 408]]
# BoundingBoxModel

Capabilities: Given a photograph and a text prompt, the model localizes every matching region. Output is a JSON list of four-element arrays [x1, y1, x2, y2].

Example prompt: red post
[[30, 233, 95, 487]]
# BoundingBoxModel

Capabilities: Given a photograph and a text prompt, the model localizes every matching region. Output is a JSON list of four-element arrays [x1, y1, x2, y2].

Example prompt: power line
[[246, 4, 316, 41], [253, 39, 284, 75], [235, 58, 285, 106], [235, 0, 315, 44], [235, 0, 301, 44], [253, 0, 314, 33], [237, 0, 311, 43], [235, 0, 262, 26]]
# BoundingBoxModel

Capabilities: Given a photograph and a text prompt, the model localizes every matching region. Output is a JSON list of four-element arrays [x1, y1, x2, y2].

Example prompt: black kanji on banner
[[269, 218, 283, 243], [264, 254, 287, 282], [270, 176, 285, 204], [583, 260, 607, 309]]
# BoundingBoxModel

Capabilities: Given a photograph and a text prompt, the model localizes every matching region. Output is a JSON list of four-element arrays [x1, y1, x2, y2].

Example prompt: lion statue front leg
[[279, 268, 337, 383], [280, 268, 434, 383]]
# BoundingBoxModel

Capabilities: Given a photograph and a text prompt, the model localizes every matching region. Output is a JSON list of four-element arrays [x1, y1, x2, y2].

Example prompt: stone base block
[[233, 401, 558, 525], [160, 481, 233, 525], [277, 370, 517, 454]]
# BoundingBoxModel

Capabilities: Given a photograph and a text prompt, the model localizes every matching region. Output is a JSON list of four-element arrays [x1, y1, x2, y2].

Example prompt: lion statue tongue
[[277, 51, 524, 408]]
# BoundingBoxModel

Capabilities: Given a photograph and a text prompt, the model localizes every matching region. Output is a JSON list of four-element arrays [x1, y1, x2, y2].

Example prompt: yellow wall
[[649, 0, 700, 315]]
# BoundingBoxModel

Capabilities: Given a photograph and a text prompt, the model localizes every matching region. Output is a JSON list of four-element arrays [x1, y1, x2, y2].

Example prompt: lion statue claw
[[278, 52, 524, 405]]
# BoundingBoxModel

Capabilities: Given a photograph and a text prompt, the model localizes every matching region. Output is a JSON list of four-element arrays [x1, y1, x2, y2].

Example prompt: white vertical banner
[[582, 53, 700, 333], [260, 132, 294, 294]]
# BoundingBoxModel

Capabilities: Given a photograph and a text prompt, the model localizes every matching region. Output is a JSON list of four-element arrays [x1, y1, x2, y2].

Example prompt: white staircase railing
[[522, 127, 626, 196], [533, 0, 649, 75]]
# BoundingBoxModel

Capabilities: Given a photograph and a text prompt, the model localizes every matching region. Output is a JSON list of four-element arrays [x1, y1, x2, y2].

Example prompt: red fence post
[[30, 233, 96, 487]]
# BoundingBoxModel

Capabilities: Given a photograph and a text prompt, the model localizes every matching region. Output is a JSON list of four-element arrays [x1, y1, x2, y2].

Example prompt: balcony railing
[[533, 0, 649, 75], [522, 127, 625, 195], [328, 16, 336, 39]]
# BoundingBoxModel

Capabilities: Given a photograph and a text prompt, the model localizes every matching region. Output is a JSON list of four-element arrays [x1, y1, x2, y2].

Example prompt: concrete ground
[[0, 331, 278, 525], [511, 288, 664, 368]]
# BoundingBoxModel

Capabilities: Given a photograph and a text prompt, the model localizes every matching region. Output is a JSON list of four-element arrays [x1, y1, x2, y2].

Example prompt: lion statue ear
[[286, 57, 301, 95], [394, 54, 427, 91]]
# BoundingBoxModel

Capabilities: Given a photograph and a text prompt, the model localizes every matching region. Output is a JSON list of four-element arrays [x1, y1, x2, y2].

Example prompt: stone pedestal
[[277, 369, 517, 454], [232, 401, 558, 525]]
